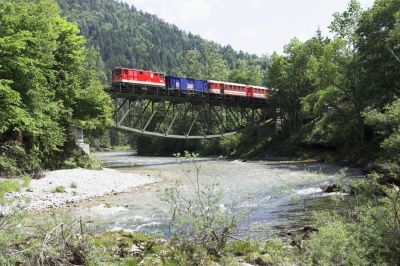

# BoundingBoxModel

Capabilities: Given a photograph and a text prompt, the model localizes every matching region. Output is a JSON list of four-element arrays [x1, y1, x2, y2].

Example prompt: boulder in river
[[323, 184, 342, 193]]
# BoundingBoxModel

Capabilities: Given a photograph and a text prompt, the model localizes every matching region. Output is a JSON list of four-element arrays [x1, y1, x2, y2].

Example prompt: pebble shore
[[3, 168, 157, 211]]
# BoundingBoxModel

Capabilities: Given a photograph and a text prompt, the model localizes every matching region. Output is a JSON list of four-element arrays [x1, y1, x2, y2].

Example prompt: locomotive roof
[[113, 67, 165, 74]]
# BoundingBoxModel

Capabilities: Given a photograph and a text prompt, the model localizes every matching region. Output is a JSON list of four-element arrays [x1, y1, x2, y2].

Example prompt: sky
[[122, 0, 375, 55]]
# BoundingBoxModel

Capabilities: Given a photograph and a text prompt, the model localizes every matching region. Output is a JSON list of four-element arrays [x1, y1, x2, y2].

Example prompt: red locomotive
[[112, 67, 165, 87]]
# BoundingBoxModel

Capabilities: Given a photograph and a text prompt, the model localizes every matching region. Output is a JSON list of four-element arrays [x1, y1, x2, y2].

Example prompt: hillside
[[56, 0, 268, 81]]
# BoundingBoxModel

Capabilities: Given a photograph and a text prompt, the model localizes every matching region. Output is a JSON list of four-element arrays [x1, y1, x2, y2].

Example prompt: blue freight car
[[166, 76, 208, 95]]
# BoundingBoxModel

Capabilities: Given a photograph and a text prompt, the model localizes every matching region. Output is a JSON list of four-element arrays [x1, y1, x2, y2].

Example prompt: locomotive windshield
[[113, 68, 121, 76]]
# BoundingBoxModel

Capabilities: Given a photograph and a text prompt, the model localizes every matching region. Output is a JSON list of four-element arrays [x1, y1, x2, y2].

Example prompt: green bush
[[0, 180, 20, 199], [0, 155, 18, 177], [230, 239, 258, 256], [52, 186, 66, 193], [305, 212, 367, 266]]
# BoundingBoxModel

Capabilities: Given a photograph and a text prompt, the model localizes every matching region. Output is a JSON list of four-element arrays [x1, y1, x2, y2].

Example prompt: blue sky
[[122, 0, 374, 55]]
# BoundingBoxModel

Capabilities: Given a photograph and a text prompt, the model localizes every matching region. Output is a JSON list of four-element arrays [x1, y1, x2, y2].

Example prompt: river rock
[[130, 244, 141, 255], [323, 184, 342, 193]]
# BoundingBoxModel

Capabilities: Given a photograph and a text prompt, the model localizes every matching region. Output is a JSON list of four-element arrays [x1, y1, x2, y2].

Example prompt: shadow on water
[[107, 158, 219, 169], [262, 161, 361, 176]]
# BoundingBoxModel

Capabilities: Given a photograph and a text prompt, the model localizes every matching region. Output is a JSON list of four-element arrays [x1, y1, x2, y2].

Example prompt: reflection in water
[[69, 152, 362, 237]]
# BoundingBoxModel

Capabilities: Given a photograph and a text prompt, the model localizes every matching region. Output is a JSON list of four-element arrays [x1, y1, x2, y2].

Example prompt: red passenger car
[[208, 80, 251, 98], [248, 85, 269, 99], [207, 80, 223, 94], [112, 67, 166, 88], [221, 82, 248, 97]]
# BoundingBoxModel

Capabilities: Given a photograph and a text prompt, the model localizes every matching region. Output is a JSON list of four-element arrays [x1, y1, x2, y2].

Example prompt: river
[[32, 152, 362, 238]]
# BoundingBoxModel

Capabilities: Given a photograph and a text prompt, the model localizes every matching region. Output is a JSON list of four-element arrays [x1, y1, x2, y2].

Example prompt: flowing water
[[55, 151, 362, 237]]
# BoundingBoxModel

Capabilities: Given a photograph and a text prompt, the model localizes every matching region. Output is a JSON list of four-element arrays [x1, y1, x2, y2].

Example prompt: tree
[[268, 38, 319, 135], [356, 0, 400, 107], [203, 42, 229, 81], [364, 98, 400, 155], [180, 49, 203, 79], [301, 1, 365, 147], [0, 0, 112, 175], [229, 59, 263, 86]]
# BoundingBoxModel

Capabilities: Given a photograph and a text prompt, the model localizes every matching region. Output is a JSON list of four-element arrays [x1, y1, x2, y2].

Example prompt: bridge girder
[[110, 90, 273, 140]]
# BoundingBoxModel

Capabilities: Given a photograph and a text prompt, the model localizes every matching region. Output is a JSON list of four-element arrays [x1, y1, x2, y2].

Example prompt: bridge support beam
[[110, 91, 273, 139]]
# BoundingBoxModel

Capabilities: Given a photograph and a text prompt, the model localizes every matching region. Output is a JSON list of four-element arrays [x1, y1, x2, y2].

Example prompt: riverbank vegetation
[[0, 0, 112, 178]]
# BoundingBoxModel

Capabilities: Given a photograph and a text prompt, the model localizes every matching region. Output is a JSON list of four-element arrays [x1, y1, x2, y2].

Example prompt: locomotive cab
[[112, 67, 129, 83]]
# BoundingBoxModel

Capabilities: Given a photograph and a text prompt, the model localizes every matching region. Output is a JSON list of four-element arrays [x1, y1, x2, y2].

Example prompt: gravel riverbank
[[3, 168, 158, 211]]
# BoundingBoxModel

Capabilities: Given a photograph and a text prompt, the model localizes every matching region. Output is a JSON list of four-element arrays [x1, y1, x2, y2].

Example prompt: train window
[[160, 74, 165, 79], [113, 69, 121, 75], [139, 71, 143, 75], [154, 73, 158, 76], [123, 69, 128, 75]]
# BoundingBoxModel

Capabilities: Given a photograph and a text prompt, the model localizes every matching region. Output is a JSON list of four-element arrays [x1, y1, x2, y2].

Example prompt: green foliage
[[268, 37, 322, 136], [0, 0, 112, 176], [203, 42, 229, 81], [229, 239, 258, 256], [0, 180, 20, 200], [229, 59, 263, 86], [305, 212, 367, 266], [70, 182, 78, 189], [52, 186, 66, 193], [178, 49, 203, 79], [0, 181, 27, 265], [364, 98, 400, 155], [357, 0, 400, 107]]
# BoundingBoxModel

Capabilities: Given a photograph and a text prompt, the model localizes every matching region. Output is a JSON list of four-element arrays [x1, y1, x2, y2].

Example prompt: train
[[111, 67, 271, 99]]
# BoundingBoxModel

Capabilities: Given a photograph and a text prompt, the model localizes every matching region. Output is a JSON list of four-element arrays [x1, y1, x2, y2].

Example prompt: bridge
[[109, 84, 274, 140]]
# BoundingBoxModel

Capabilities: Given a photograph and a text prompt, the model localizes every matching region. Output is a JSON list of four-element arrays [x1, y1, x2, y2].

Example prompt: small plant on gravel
[[70, 182, 78, 189], [52, 186, 66, 193], [160, 152, 243, 257], [230, 239, 259, 256]]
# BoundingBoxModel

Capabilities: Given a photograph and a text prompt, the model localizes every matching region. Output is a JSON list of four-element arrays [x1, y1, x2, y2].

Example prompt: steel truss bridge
[[109, 85, 273, 140]]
